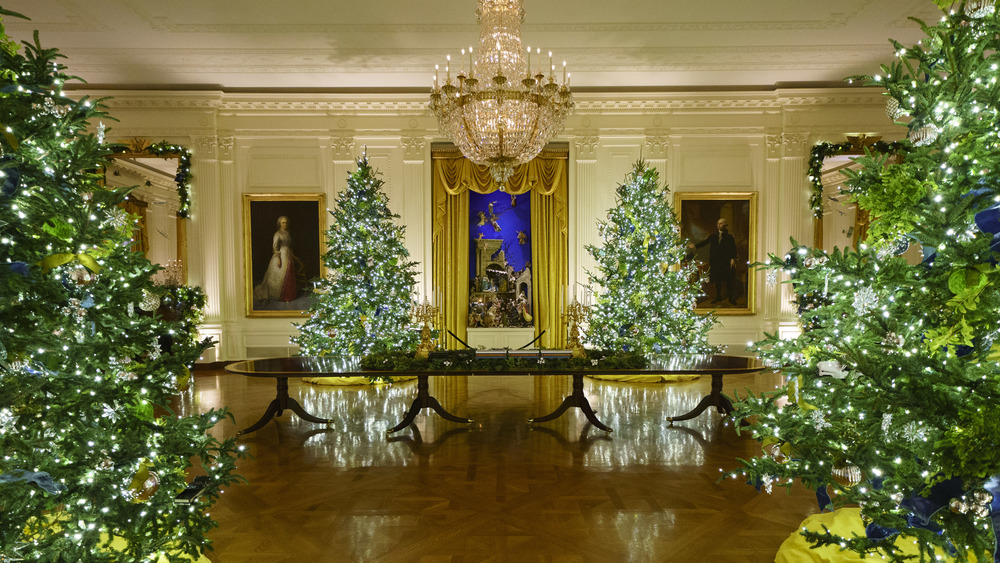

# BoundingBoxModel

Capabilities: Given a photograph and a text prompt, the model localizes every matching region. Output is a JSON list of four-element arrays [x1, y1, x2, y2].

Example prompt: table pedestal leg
[[528, 374, 613, 433], [238, 377, 333, 436], [666, 373, 733, 424], [386, 374, 473, 434]]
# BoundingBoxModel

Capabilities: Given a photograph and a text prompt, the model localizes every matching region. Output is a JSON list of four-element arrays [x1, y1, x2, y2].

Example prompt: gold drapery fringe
[[432, 150, 568, 349]]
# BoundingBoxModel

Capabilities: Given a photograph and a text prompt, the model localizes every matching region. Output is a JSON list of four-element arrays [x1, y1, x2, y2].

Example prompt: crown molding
[[85, 87, 887, 118]]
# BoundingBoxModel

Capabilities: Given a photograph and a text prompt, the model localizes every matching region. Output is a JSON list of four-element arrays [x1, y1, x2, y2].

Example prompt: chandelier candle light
[[430, 0, 573, 186]]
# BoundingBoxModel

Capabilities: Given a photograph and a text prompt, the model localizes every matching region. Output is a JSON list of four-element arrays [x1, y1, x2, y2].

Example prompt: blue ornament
[[2, 262, 29, 277], [975, 204, 1000, 236], [1, 161, 20, 198]]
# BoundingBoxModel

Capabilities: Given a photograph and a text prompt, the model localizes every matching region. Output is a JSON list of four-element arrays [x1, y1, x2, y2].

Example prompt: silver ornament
[[881, 413, 893, 434], [761, 474, 774, 494], [765, 269, 778, 287], [139, 289, 160, 312], [909, 124, 941, 147], [966, 0, 996, 18], [853, 286, 878, 316], [810, 409, 832, 429]]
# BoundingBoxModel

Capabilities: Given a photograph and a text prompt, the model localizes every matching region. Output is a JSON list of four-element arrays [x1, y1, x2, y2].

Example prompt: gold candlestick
[[563, 297, 588, 358], [412, 297, 439, 359]]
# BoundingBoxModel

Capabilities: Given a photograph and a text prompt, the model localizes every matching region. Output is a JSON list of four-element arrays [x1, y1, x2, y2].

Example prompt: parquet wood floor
[[178, 368, 819, 562]]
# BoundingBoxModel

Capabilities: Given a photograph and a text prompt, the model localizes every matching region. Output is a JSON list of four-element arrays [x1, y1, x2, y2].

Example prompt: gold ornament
[[127, 464, 159, 503], [831, 465, 862, 488], [68, 266, 94, 286], [885, 97, 904, 120], [176, 366, 191, 392]]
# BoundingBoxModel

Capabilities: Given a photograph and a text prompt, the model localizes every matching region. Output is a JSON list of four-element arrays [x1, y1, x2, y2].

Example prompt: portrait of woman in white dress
[[244, 194, 324, 316], [253, 215, 297, 303]]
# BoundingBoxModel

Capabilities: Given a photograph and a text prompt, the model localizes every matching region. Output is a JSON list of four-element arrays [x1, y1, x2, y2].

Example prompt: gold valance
[[432, 147, 567, 196]]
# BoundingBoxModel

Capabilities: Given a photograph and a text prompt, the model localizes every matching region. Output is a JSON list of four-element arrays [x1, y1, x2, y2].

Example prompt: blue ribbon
[[0, 469, 65, 495]]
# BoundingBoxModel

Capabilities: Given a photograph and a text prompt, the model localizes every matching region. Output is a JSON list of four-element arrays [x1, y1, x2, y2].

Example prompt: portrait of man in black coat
[[690, 217, 738, 305]]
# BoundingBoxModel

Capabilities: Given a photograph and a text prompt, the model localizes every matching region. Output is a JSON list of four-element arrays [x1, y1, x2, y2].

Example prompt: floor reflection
[[196, 373, 763, 470], [189, 368, 814, 562]]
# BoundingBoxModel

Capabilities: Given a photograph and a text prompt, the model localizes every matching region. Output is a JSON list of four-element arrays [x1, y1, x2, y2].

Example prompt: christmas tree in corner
[[0, 10, 243, 561], [292, 156, 421, 358], [585, 159, 719, 355], [733, 1, 1000, 561]]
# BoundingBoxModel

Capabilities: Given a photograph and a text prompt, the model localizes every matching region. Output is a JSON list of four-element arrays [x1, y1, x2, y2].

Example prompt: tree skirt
[[585, 373, 700, 383], [304, 375, 418, 386], [775, 507, 979, 562]]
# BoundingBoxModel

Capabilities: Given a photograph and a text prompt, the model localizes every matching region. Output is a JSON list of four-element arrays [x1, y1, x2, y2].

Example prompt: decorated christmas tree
[[585, 160, 718, 354], [293, 156, 420, 357], [734, 1, 1000, 561], [0, 11, 242, 561]]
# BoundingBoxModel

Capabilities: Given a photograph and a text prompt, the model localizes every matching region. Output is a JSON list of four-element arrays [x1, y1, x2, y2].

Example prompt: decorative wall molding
[[89, 90, 887, 114], [99, 128, 215, 139], [218, 100, 429, 115], [127, 15, 863, 35]]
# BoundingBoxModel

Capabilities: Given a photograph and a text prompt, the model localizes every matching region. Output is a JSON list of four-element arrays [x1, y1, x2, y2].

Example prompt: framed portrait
[[243, 193, 326, 317], [674, 192, 757, 315]]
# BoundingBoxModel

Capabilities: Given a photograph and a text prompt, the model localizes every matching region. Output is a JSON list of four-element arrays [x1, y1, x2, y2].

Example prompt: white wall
[[90, 87, 899, 360]]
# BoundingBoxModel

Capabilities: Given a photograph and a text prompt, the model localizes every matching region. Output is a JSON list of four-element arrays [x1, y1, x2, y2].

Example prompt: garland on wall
[[108, 140, 193, 217], [807, 139, 906, 218]]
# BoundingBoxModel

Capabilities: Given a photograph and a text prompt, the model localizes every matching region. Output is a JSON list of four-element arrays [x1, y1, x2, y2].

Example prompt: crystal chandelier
[[429, 0, 573, 186]]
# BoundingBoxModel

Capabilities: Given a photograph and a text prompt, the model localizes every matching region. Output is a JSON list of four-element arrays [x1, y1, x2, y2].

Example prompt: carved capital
[[574, 135, 599, 161], [765, 133, 810, 157], [332, 135, 355, 160], [765, 134, 783, 158], [401, 134, 427, 161], [193, 136, 218, 157], [782, 133, 810, 155], [643, 135, 670, 160], [218, 137, 235, 160]]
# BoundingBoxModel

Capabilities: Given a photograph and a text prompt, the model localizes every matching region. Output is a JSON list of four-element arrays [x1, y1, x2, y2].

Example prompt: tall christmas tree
[[734, 1, 1000, 561], [293, 157, 420, 357], [0, 11, 242, 561], [585, 160, 718, 354]]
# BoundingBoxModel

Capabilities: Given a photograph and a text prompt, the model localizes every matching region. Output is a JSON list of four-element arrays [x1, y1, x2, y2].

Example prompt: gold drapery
[[432, 149, 568, 349]]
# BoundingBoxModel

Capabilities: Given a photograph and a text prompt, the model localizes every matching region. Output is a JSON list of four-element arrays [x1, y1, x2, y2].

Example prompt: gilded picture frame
[[243, 193, 325, 317], [674, 192, 757, 315]]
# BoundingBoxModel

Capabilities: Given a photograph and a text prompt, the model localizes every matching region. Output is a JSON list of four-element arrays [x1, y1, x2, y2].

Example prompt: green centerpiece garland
[[361, 349, 648, 373]]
